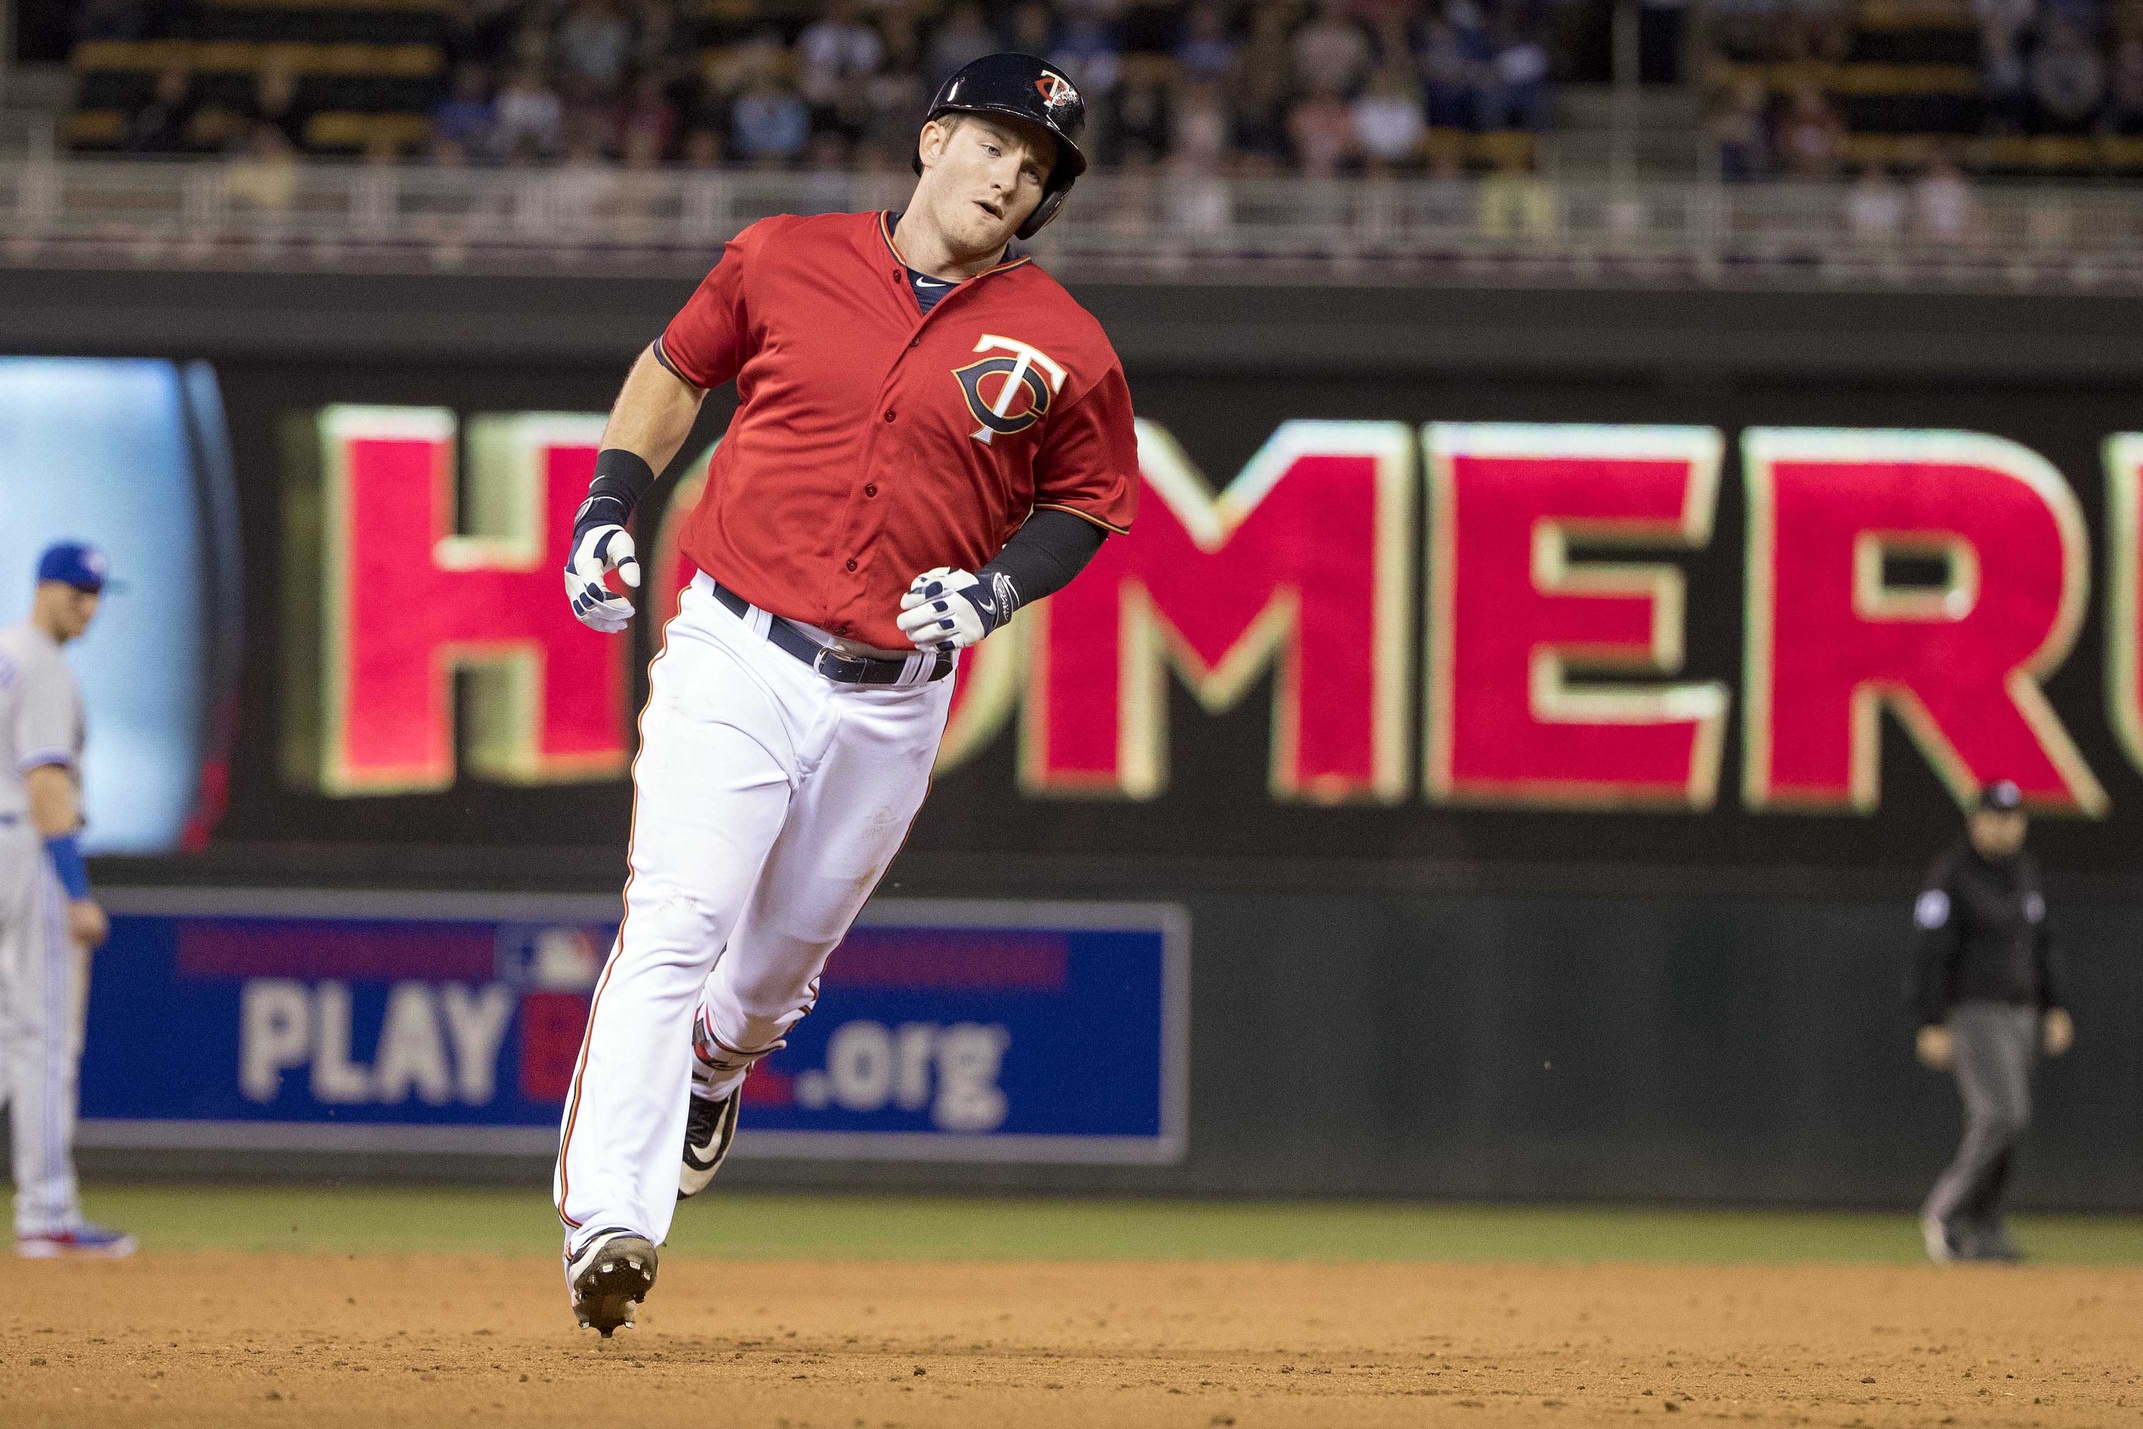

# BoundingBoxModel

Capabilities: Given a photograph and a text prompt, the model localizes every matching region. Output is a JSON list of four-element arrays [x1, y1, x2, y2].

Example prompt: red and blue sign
[[78, 890, 1188, 1163]]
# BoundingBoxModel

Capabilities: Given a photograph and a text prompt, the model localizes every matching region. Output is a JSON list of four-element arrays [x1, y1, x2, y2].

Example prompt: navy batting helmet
[[916, 52, 1088, 240]]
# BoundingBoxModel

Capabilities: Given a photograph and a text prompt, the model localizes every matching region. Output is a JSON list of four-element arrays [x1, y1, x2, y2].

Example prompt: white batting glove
[[897, 566, 1014, 651], [563, 498, 640, 634]]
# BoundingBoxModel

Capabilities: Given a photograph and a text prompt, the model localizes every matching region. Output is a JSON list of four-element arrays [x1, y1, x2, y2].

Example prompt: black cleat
[[566, 1229, 658, 1336], [679, 1089, 741, 1200]]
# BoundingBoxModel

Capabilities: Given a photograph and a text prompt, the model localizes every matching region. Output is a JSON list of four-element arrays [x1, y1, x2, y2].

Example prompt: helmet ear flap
[[1016, 186, 1069, 241]]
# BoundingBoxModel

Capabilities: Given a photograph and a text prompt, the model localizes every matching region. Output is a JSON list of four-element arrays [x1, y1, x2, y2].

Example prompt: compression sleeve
[[978, 508, 1107, 610]]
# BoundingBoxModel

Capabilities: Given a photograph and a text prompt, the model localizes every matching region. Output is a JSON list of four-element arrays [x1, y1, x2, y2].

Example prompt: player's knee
[[627, 890, 726, 956], [1979, 1107, 2029, 1144]]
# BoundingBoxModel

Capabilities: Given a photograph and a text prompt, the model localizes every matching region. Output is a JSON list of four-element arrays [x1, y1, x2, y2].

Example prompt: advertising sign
[[75, 890, 1189, 1163]]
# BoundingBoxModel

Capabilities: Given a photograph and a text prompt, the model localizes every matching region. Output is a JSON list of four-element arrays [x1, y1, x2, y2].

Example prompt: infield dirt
[[3, 1254, 2139, 1428]]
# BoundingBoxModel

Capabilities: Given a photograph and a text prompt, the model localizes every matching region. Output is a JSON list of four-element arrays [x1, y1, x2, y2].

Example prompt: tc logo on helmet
[[953, 334, 1069, 445], [1035, 73, 1079, 110]]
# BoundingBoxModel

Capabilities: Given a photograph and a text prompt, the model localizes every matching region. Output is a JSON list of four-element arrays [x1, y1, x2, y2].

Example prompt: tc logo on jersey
[[953, 334, 1069, 445]]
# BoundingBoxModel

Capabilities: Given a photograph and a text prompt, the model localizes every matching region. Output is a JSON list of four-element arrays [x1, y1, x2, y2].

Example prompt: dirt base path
[[4, 1254, 2140, 1428]]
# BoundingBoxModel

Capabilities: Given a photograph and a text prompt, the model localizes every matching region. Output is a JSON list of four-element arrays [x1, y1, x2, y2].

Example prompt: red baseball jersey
[[657, 210, 1139, 650]]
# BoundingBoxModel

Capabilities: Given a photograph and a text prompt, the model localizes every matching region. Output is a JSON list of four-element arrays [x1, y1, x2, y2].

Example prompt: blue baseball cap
[[36, 541, 116, 593]]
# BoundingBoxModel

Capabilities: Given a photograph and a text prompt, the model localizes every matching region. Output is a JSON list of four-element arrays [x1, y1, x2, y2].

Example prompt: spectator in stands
[[1784, 0, 1854, 63], [681, 126, 723, 167], [1478, 138, 1553, 236], [1294, 0, 1374, 97], [245, 56, 308, 151], [433, 65, 499, 158], [1112, 54, 1177, 167], [1708, 74, 1770, 178], [1422, 140, 1473, 225], [1051, 8, 1127, 106], [124, 61, 195, 155], [227, 121, 300, 213], [1176, 1, 1240, 83], [1355, 59, 1427, 170], [1845, 160, 1906, 240], [799, 0, 884, 140], [629, 0, 678, 80], [859, 16, 928, 163], [1775, 83, 1843, 177], [1289, 73, 1360, 176], [1174, 76, 1232, 170], [926, 2, 997, 89], [1229, 2, 1296, 168], [1981, 24, 2032, 134], [559, 0, 634, 98], [2032, 20, 2108, 132], [615, 71, 677, 162], [2106, 37, 2143, 131], [732, 74, 810, 166], [1419, 16, 1483, 131], [1009, 1, 1056, 60], [1973, 0, 2038, 59], [494, 63, 565, 162], [1481, 10, 1551, 132], [1915, 145, 1985, 242]]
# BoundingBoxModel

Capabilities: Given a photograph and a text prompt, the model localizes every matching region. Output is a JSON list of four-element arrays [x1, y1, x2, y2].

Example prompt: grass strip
[[73, 1185, 2143, 1265]]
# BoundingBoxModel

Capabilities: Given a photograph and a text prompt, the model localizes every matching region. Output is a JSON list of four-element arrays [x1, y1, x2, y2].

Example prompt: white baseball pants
[[0, 821, 89, 1239], [555, 573, 953, 1252]]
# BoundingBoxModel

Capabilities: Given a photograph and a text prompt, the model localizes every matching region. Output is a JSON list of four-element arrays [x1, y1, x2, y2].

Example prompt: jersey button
[[845, 558, 859, 572], [883, 409, 896, 422], [909, 337, 921, 349], [864, 484, 878, 497]]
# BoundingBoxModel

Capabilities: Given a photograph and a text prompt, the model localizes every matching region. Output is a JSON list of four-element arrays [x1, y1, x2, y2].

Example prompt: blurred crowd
[[1704, 0, 2143, 183], [93, 0, 1559, 175]]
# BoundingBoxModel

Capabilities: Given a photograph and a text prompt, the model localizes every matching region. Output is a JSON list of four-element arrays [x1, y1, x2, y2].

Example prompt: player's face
[[58, 588, 101, 640], [920, 115, 1055, 255], [1968, 808, 2026, 858]]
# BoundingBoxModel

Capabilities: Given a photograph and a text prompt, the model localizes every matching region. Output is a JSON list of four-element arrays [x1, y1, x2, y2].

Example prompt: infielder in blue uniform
[[0, 542, 131, 1257]]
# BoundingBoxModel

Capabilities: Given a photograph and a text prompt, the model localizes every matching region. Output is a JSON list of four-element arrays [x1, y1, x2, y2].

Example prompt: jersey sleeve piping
[[17, 749, 73, 773], [650, 337, 701, 389], [1034, 502, 1129, 536]]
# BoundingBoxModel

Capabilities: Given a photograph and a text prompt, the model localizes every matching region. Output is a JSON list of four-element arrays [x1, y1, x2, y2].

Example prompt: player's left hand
[[897, 566, 1014, 651], [2042, 1007, 2075, 1057], [563, 496, 641, 634]]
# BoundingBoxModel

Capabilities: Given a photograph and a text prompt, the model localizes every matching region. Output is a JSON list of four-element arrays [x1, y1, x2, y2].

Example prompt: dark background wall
[[8, 265, 2140, 1207]]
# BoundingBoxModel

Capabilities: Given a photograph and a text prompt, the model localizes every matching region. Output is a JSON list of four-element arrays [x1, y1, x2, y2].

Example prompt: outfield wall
[[5, 266, 2139, 1208]]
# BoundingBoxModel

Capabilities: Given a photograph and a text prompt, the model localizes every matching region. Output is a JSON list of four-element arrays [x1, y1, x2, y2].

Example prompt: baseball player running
[[1, 543, 130, 1258], [552, 54, 1136, 1333]]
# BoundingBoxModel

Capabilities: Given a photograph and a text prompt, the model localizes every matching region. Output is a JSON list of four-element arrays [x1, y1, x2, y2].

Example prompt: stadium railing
[[4, 157, 2143, 290]]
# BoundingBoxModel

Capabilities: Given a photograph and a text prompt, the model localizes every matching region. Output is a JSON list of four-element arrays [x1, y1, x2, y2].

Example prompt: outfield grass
[[71, 1185, 2143, 1265]]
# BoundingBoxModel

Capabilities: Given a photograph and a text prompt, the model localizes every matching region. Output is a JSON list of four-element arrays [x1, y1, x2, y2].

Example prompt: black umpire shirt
[[1909, 839, 2065, 1026]]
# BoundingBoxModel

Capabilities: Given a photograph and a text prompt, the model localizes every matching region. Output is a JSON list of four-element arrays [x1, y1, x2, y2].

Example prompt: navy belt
[[710, 581, 952, 686]]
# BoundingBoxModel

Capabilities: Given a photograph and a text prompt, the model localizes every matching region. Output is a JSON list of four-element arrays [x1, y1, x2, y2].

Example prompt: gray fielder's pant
[[0, 821, 90, 1238], [1923, 999, 2040, 1229]]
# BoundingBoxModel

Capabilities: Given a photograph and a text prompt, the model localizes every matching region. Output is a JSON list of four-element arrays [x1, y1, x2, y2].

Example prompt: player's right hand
[[564, 496, 641, 634], [1914, 1024, 1954, 1071], [68, 899, 108, 952]]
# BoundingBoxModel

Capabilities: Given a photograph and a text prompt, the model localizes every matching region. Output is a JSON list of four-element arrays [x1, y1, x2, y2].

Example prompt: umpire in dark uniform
[[1909, 780, 2075, 1264]]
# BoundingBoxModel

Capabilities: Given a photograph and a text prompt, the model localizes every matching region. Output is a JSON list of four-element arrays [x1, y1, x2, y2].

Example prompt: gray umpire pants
[[1923, 1000, 2039, 1227]]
